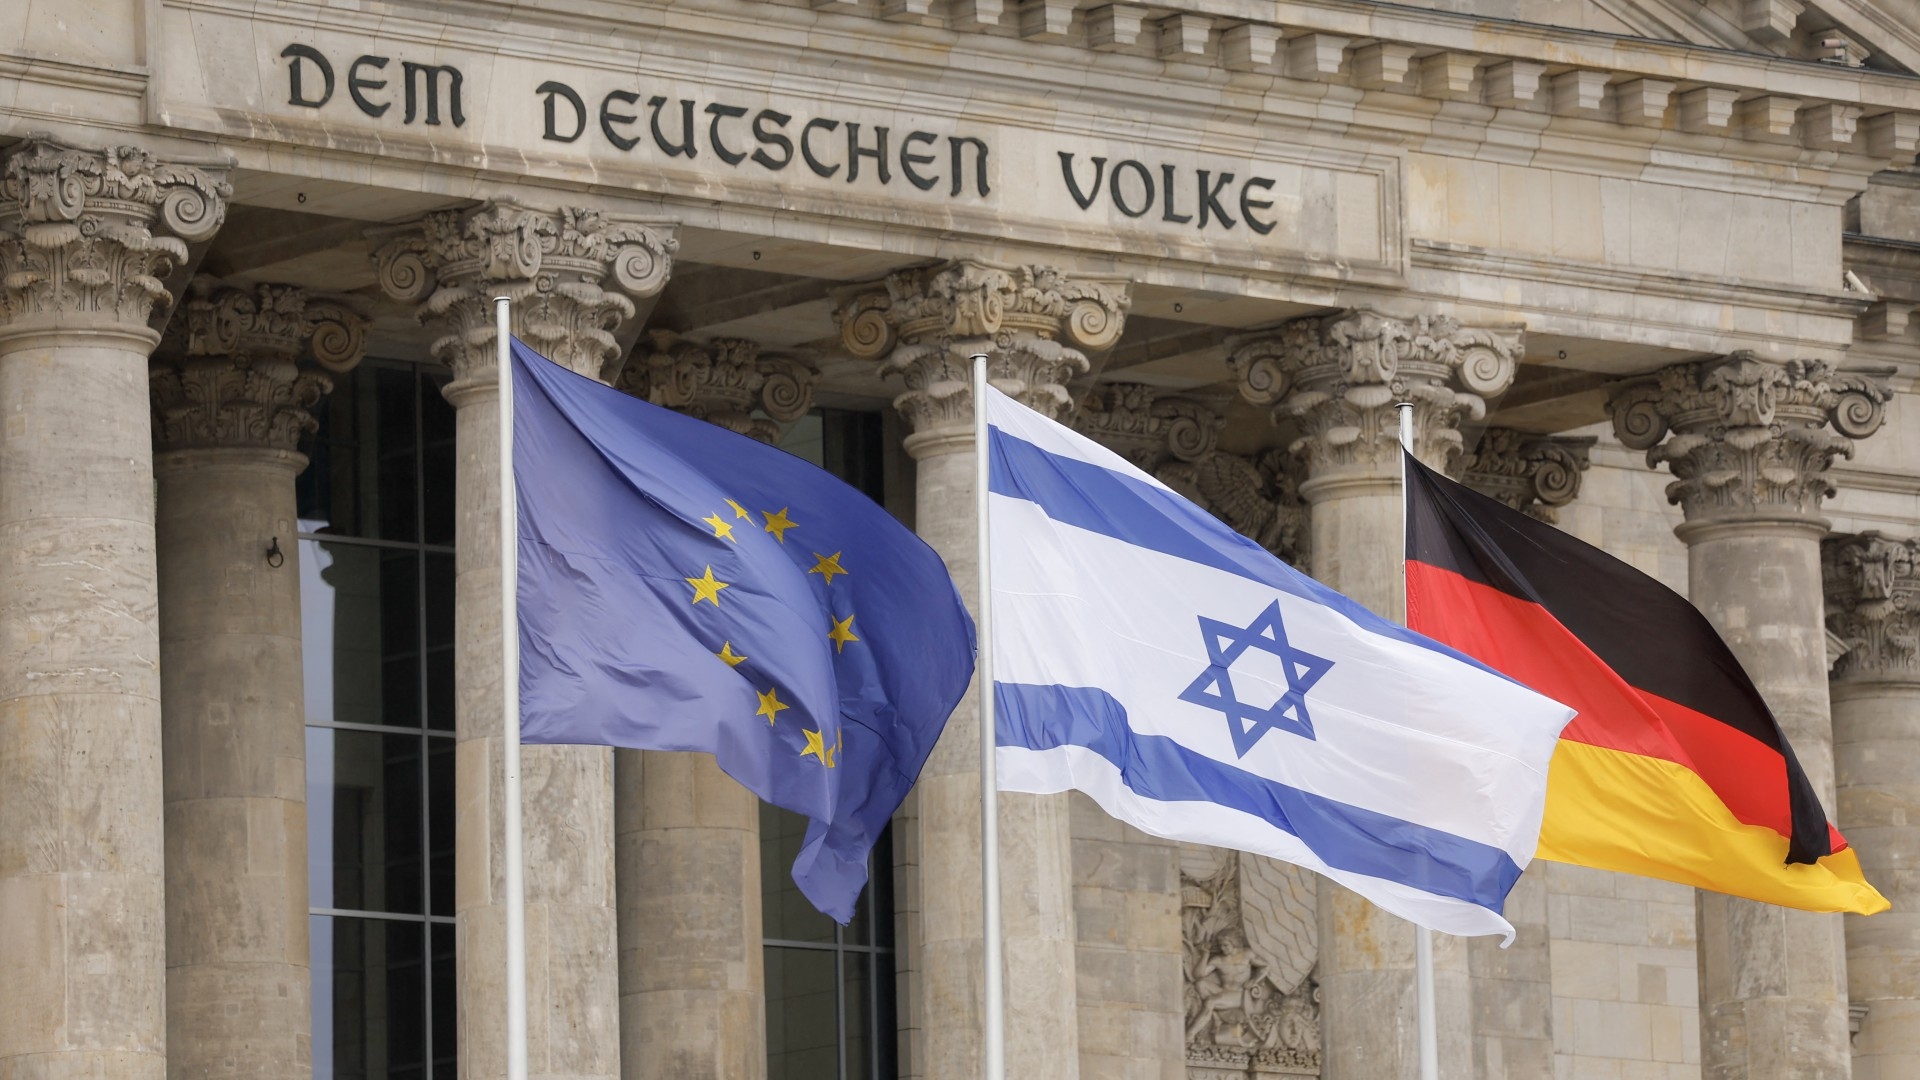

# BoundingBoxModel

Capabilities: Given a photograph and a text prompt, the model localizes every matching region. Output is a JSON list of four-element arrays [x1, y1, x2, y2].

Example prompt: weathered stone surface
[[0, 135, 228, 1080], [617, 333, 813, 444]]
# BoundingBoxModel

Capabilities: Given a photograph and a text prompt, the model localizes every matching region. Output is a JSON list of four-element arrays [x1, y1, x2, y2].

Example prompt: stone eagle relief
[[1180, 846, 1322, 1079]]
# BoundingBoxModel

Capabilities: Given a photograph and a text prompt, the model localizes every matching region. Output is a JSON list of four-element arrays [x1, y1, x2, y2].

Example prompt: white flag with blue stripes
[[984, 385, 1575, 941]]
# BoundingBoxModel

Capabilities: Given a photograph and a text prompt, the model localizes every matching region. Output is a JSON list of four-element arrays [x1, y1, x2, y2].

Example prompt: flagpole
[[496, 297, 530, 1080], [1397, 402, 1439, 1080], [972, 352, 1006, 1080]]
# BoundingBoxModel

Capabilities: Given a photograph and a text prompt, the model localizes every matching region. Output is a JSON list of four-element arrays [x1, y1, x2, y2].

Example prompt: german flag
[[1403, 450, 1886, 914]]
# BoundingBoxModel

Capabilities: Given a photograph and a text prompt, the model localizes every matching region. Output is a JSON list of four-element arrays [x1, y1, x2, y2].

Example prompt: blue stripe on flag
[[986, 425, 1510, 680], [995, 681, 1522, 910]]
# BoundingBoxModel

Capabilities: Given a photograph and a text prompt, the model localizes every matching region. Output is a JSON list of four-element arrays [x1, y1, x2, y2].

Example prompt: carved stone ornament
[[1461, 428, 1596, 523], [0, 136, 230, 342], [834, 260, 1130, 439], [1182, 846, 1321, 1079], [617, 333, 815, 444], [1823, 531, 1920, 680], [150, 278, 368, 456], [1228, 310, 1524, 485], [1608, 353, 1892, 525], [1072, 382, 1310, 569], [370, 201, 677, 398]]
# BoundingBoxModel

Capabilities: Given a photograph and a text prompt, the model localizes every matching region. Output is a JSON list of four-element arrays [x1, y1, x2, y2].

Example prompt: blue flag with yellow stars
[[510, 339, 974, 921]]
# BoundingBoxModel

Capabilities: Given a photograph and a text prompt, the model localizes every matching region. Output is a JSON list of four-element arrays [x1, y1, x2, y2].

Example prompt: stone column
[[1822, 532, 1920, 1080], [1229, 310, 1525, 1080], [609, 334, 814, 1080], [1456, 426, 1594, 1079], [0, 137, 227, 1079], [373, 203, 676, 1080], [151, 278, 365, 1077], [836, 261, 1129, 1080], [1608, 353, 1893, 1080]]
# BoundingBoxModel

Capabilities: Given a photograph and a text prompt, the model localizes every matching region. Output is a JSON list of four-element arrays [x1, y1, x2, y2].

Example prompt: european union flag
[[510, 339, 975, 921]]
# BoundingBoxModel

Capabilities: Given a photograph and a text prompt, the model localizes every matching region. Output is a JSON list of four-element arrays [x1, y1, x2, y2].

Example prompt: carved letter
[[281, 44, 334, 108], [1110, 159, 1154, 218], [1198, 170, 1236, 229], [600, 91, 642, 151], [348, 55, 391, 118], [900, 131, 940, 191], [647, 97, 699, 158], [402, 62, 465, 126], [1240, 176, 1276, 236], [538, 81, 587, 143], [847, 123, 890, 184], [1059, 152, 1107, 210], [1161, 163, 1192, 224], [802, 118, 841, 178], [949, 135, 991, 197], [705, 103, 749, 166], [751, 110, 794, 170]]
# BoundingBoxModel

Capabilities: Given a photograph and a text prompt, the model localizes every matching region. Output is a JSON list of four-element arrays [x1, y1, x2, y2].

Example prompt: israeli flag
[[984, 386, 1575, 941]]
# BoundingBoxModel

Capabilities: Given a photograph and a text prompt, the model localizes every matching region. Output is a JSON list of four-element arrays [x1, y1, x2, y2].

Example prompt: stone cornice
[[1607, 352, 1893, 526], [617, 334, 814, 444], [1823, 530, 1920, 680]]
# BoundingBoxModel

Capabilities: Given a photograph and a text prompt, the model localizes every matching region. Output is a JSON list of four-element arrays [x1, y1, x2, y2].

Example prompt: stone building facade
[[1, 2, 1917, 1079]]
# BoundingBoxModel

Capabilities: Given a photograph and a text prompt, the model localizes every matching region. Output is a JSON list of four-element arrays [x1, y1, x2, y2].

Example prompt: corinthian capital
[[1462, 429, 1595, 523], [370, 202, 677, 401], [0, 136, 230, 345], [1071, 382, 1220, 472], [834, 260, 1129, 448], [1823, 531, 1920, 680], [1607, 353, 1891, 527], [1069, 381, 1308, 569], [617, 334, 814, 444], [1228, 310, 1524, 486], [150, 278, 368, 457]]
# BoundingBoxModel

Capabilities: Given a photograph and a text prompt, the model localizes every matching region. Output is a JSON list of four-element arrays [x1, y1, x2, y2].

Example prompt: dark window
[[764, 409, 899, 1080], [301, 359, 457, 1078]]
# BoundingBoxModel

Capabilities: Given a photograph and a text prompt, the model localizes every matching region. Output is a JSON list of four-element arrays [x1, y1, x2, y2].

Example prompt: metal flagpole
[[972, 352, 1006, 1080], [496, 297, 530, 1080], [1396, 402, 1440, 1080]]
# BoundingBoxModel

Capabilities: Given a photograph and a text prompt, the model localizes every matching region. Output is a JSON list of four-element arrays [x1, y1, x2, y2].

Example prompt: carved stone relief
[[1461, 428, 1595, 523], [1824, 531, 1920, 680], [1181, 845, 1321, 1078], [616, 332, 814, 444]]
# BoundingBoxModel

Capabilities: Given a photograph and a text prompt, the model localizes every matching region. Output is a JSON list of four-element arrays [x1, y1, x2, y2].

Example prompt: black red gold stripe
[[1403, 450, 1885, 914]]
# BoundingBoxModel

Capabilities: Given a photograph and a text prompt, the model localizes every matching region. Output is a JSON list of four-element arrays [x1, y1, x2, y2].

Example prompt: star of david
[[1178, 600, 1332, 756]]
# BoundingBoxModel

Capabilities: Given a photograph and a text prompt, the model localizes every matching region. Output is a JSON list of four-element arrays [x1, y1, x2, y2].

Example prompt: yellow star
[[827, 613, 860, 654], [756, 686, 789, 726], [762, 507, 797, 543], [801, 726, 838, 768], [716, 641, 748, 667], [685, 566, 730, 606], [726, 498, 755, 524], [809, 551, 848, 586], [703, 513, 736, 542]]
